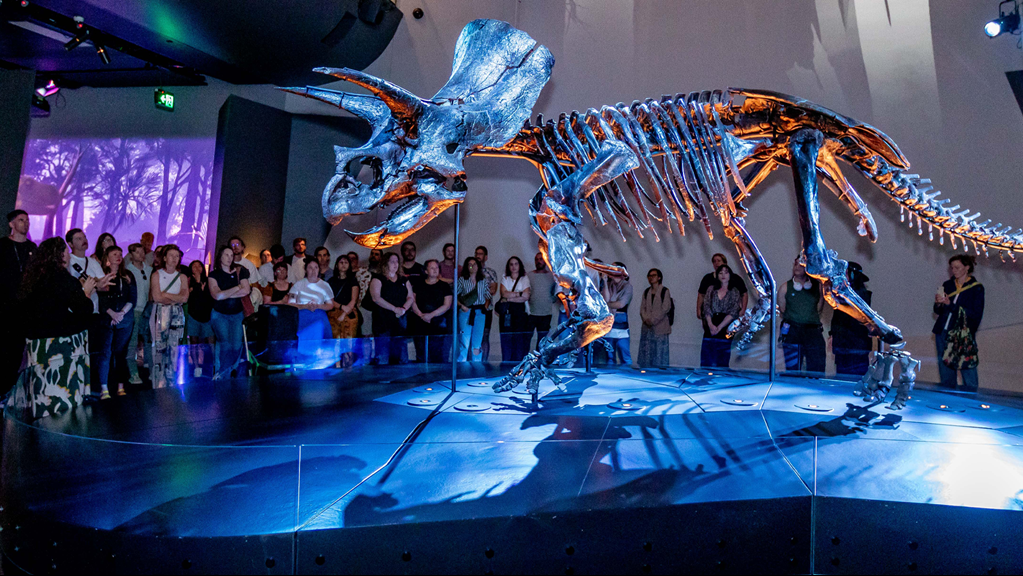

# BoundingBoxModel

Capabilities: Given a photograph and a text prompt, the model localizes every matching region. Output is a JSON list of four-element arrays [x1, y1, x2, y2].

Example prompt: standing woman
[[933, 254, 985, 391], [370, 252, 414, 364], [328, 255, 360, 366], [411, 259, 453, 363], [92, 233, 116, 265], [208, 245, 251, 379], [456, 257, 489, 362], [639, 268, 672, 368], [96, 245, 137, 397], [16, 238, 97, 417], [289, 259, 335, 364], [602, 262, 634, 366], [149, 244, 188, 388], [700, 265, 742, 369], [497, 256, 531, 362], [186, 260, 214, 378]]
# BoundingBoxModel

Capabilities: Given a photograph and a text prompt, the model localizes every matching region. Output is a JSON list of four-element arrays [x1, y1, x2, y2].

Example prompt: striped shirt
[[457, 277, 490, 307]]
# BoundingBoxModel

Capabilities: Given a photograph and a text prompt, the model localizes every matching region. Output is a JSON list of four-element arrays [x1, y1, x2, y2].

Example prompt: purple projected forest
[[18, 138, 216, 263]]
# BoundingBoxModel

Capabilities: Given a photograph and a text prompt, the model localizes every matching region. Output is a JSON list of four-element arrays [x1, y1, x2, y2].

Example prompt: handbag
[[495, 276, 521, 317], [942, 307, 979, 370]]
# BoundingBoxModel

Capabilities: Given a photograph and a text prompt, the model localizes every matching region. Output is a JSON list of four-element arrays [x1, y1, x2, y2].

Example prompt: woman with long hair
[[370, 252, 414, 364], [933, 254, 985, 390], [639, 268, 672, 368], [410, 259, 453, 363], [186, 260, 214, 378], [91, 232, 116, 264], [700, 264, 741, 369], [497, 255, 531, 362], [150, 244, 188, 387], [96, 245, 137, 397], [15, 237, 96, 417], [456, 256, 489, 362], [288, 258, 335, 367], [328, 255, 360, 367], [208, 245, 251, 379]]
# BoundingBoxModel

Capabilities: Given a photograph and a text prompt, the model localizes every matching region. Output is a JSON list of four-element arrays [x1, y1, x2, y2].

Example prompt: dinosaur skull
[[284, 19, 554, 248]]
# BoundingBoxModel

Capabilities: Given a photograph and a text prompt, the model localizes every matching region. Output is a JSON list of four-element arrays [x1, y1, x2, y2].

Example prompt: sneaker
[[116, 386, 127, 396], [100, 389, 111, 400], [194, 367, 202, 378], [129, 375, 142, 385]]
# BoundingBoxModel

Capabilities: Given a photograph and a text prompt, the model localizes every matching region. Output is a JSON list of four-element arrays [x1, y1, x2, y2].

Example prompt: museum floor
[[2, 363, 1022, 574]]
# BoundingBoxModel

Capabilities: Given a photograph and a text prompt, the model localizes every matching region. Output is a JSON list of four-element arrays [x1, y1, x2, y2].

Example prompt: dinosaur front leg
[[493, 222, 613, 394], [788, 128, 902, 345], [722, 216, 775, 346]]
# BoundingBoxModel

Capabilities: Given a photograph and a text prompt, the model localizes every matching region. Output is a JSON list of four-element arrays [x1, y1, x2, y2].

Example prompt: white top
[[501, 275, 531, 293], [287, 254, 307, 282], [67, 253, 104, 313], [235, 256, 260, 283], [257, 262, 277, 286], [126, 261, 152, 308], [289, 278, 333, 305], [156, 268, 185, 295]]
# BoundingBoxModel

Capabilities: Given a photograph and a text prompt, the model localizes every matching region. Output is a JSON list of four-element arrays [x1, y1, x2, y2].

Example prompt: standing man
[[141, 232, 155, 267], [229, 236, 261, 284], [66, 228, 114, 398], [697, 253, 747, 320], [439, 243, 456, 284], [777, 257, 826, 375], [0, 210, 36, 396], [287, 238, 308, 282], [125, 243, 153, 385], [315, 247, 333, 282], [475, 245, 499, 361], [400, 241, 425, 283], [526, 252, 555, 351]]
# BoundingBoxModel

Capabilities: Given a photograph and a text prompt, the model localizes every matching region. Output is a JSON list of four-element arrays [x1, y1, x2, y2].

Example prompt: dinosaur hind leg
[[493, 222, 613, 394], [788, 128, 902, 344], [722, 216, 775, 346]]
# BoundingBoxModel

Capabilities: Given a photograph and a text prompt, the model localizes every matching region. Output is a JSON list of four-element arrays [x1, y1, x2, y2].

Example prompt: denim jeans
[[95, 316, 135, 389], [935, 331, 979, 390], [210, 310, 246, 378], [458, 308, 486, 362], [605, 337, 632, 366], [127, 307, 152, 381]]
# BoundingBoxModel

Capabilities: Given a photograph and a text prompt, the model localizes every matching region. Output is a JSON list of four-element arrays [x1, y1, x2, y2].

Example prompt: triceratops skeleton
[[285, 19, 1019, 409]]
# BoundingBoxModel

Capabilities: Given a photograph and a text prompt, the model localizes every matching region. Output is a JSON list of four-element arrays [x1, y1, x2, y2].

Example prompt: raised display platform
[[2, 365, 1022, 574]]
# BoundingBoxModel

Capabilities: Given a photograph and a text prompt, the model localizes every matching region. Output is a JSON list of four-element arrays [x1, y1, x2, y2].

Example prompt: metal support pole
[[768, 274, 777, 383], [450, 205, 460, 391]]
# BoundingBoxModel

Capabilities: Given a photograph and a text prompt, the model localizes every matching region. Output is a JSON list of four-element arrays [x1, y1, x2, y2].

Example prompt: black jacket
[[932, 277, 984, 335], [21, 271, 95, 340]]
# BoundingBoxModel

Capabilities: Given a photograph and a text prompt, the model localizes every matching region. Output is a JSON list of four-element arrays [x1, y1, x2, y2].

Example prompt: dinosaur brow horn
[[313, 67, 424, 128]]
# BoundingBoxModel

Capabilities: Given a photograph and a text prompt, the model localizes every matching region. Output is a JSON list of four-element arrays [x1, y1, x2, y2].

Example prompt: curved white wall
[[297, 0, 1023, 390]]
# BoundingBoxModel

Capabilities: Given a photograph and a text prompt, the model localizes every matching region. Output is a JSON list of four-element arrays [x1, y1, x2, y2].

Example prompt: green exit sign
[[154, 88, 174, 112]]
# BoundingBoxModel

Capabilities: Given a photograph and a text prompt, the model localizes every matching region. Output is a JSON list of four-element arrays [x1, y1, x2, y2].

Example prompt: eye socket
[[446, 142, 458, 154]]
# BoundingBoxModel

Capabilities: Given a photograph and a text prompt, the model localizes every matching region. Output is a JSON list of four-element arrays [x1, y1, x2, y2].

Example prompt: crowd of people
[[0, 208, 990, 415]]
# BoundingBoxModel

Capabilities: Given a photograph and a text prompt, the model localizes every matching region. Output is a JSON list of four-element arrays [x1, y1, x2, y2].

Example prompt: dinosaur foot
[[493, 351, 562, 395], [853, 379, 891, 404]]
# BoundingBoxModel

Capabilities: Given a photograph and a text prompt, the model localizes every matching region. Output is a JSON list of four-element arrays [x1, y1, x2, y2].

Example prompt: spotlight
[[985, 0, 1021, 38], [96, 44, 110, 64], [64, 34, 85, 51], [35, 79, 59, 98]]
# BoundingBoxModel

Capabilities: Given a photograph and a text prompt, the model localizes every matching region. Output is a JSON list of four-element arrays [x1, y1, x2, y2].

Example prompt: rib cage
[[518, 90, 743, 243], [497, 90, 1023, 259]]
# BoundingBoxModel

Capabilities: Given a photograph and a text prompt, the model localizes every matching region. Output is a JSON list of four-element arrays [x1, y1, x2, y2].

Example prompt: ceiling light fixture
[[64, 34, 85, 51], [985, 0, 1021, 37]]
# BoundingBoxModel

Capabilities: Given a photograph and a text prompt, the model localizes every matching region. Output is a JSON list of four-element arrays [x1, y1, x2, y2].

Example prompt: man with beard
[[0, 210, 36, 396]]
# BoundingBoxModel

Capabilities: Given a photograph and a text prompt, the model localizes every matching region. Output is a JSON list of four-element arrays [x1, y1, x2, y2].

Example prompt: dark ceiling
[[0, 0, 402, 89]]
